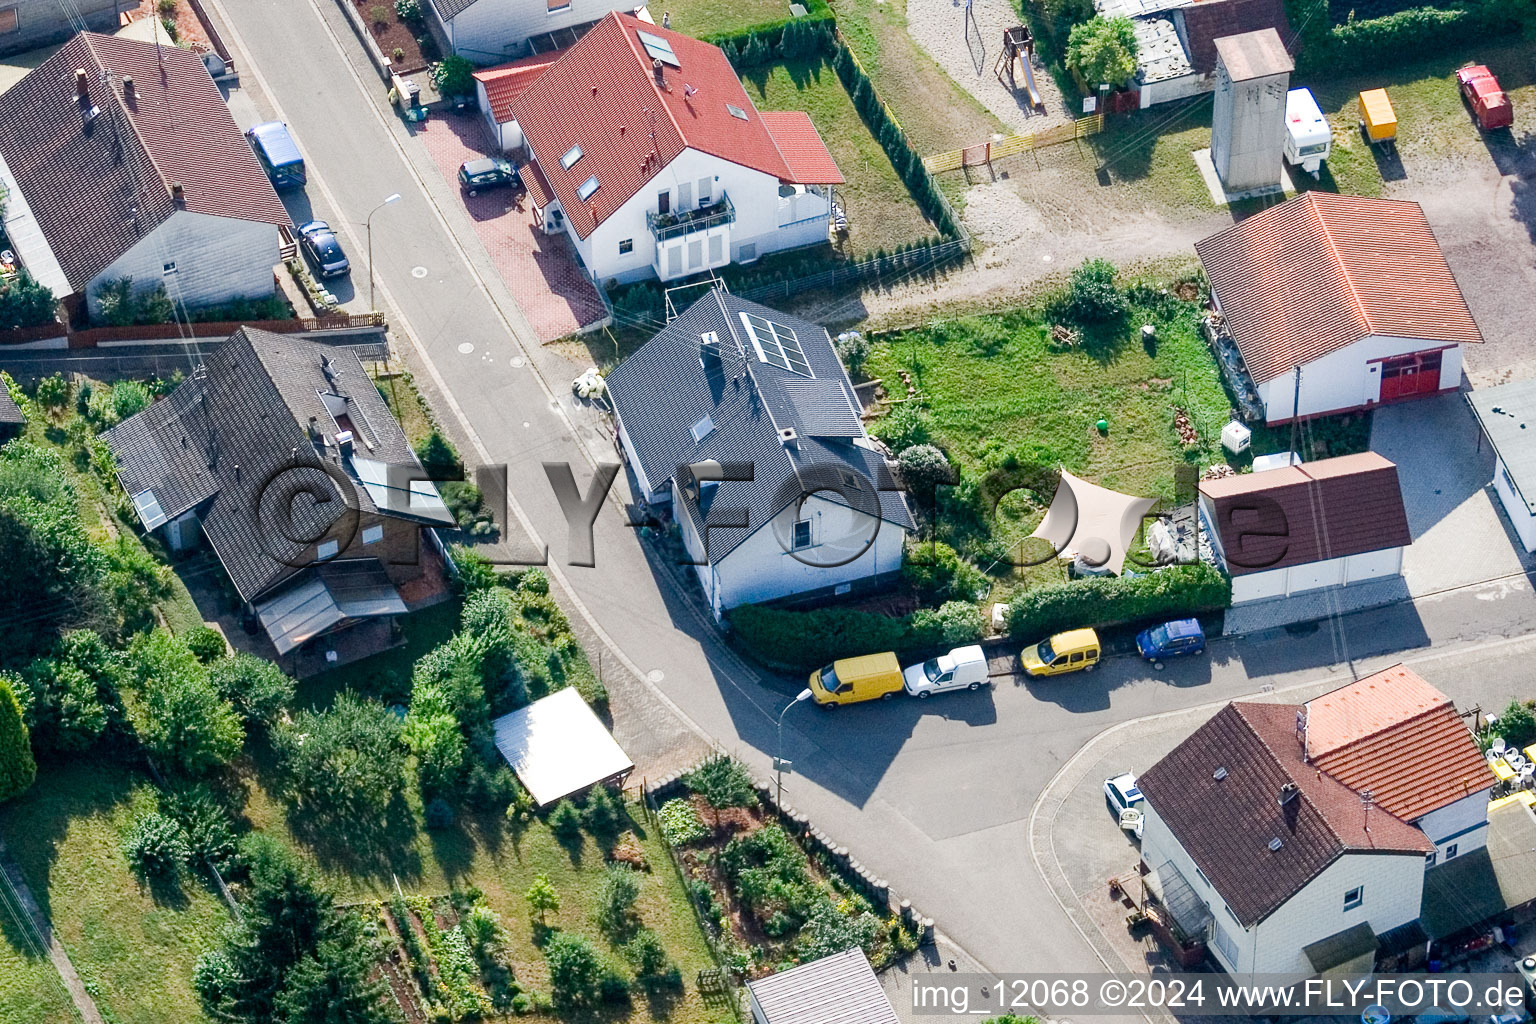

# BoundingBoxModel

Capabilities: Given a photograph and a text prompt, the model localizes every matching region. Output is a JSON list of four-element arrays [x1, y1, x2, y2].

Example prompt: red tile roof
[[1198, 452, 1411, 576], [0, 33, 291, 291], [506, 12, 839, 239], [1305, 666, 1493, 823], [760, 111, 844, 186], [1180, 0, 1292, 75], [1195, 192, 1483, 385], [474, 50, 566, 124], [1139, 701, 1433, 928]]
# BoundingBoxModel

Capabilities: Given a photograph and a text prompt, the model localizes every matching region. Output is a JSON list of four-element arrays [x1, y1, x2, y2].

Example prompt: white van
[[903, 645, 990, 698], [1284, 88, 1331, 176]]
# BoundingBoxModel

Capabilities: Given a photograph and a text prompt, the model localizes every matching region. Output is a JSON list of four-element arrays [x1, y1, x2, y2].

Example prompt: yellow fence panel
[[922, 113, 1103, 172]]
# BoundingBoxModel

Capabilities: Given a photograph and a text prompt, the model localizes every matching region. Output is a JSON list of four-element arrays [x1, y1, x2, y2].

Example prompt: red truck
[[1457, 64, 1514, 130]]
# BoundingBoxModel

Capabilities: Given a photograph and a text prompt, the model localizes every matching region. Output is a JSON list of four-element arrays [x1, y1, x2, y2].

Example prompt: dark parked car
[[296, 220, 350, 279], [1135, 618, 1206, 665], [458, 157, 520, 197]]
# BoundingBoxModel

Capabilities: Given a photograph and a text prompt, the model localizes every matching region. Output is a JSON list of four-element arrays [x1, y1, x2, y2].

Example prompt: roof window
[[561, 144, 583, 169], [726, 103, 748, 120], [690, 414, 715, 442], [577, 175, 600, 201]]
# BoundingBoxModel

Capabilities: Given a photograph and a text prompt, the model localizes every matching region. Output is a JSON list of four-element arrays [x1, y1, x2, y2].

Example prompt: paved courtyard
[[414, 112, 607, 342]]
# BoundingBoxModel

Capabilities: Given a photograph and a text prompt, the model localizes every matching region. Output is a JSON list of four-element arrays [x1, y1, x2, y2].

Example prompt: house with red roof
[[0, 34, 291, 320], [1195, 192, 1483, 425], [1136, 665, 1491, 980], [502, 13, 844, 285]]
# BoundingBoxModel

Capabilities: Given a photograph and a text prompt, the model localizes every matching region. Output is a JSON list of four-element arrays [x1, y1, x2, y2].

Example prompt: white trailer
[[1283, 88, 1331, 176]]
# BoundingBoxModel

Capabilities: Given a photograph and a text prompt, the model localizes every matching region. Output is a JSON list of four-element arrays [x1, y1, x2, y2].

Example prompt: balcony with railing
[[647, 192, 735, 242]]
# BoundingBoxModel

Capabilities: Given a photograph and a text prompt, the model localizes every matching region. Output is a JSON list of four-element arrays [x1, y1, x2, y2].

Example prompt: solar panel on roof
[[577, 175, 600, 201], [739, 311, 812, 377], [637, 30, 680, 67]]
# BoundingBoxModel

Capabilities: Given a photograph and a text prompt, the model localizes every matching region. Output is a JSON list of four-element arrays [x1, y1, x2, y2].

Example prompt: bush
[[123, 810, 190, 880], [92, 278, 176, 327], [548, 798, 583, 838], [624, 929, 680, 990], [684, 755, 758, 821], [1042, 0, 1095, 36], [1497, 701, 1536, 750], [450, 545, 500, 592], [369, 3, 389, 23], [431, 54, 475, 97], [910, 600, 985, 647], [544, 933, 606, 1007], [415, 430, 462, 479], [183, 625, 227, 664], [595, 863, 641, 937], [898, 444, 954, 512], [274, 692, 406, 822], [111, 380, 152, 421], [656, 798, 709, 846], [161, 784, 240, 874], [34, 374, 69, 412], [0, 676, 36, 803], [208, 653, 294, 730], [1057, 258, 1125, 324], [124, 630, 244, 776], [519, 568, 549, 595], [0, 271, 57, 330], [1007, 563, 1230, 641], [1064, 16, 1138, 90], [729, 603, 919, 673], [1303, 0, 1534, 72], [834, 331, 871, 378], [583, 783, 625, 838], [902, 540, 988, 602], [394, 0, 421, 19], [870, 402, 934, 454], [794, 900, 884, 962]]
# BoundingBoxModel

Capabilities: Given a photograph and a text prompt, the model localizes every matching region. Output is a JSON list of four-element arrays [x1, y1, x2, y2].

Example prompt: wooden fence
[[922, 113, 1105, 173], [0, 313, 386, 349]]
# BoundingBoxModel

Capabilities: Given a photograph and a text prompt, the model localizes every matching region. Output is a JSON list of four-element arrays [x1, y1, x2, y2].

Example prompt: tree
[[548, 798, 583, 839], [594, 863, 641, 938], [431, 54, 476, 98], [1498, 701, 1536, 750], [110, 380, 152, 421], [0, 270, 57, 330], [1064, 16, 1138, 90], [525, 872, 560, 923], [1058, 258, 1125, 324], [208, 653, 294, 730], [404, 710, 466, 797], [16, 630, 123, 755], [274, 693, 405, 822], [122, 810, 190, 880], [897, 444, 954, 518], [124, 630, 243, 776], [272, 929, 399, 1024], [582, 783, 625, 839], [0, 675, 36, 803], [683, 754, 757, 828], [34, 374, 70, 413], [1042, 0, 1094, 34], [415, 430, 462, 479], [624, 929, 679, 991], [544, 932, 605, 1007]]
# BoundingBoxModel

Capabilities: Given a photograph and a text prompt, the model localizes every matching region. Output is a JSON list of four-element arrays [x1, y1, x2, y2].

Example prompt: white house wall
[[1416, 793, 1490, 863], [474, 83, 524, 152], [1255, 334, 1463, 423], [1140, 72, 1209, 109], [1492, 456, 1536, 553], [562, 147, 828, 285], [1142, 800, 1425, 982], [85, 212, 278, 318], [438, 0, 636, 64]]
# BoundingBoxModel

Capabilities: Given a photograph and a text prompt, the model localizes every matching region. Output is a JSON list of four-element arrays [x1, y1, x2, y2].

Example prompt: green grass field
[[659, 0, 798, 38], [0, 925, 76, 1024], [739, 57, 937, 254], [0, 761, 231, 1024]]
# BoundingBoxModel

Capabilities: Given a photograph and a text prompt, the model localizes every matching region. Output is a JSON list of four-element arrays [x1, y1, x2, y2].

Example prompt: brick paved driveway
[[415, 113, 607, 341]]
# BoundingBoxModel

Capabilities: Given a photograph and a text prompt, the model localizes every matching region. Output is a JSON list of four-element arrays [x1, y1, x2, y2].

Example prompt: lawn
[[739, 56, 937, 254], [0, 924, 75, 1024], [659, 0, 801, 38], [374, 367, 437, 451], [0, 760, 231, 1024]]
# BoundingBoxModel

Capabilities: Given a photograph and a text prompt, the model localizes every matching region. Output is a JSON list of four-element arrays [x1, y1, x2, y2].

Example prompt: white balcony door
[[679, 181, 693, 209], [697, 177, 712, 204]]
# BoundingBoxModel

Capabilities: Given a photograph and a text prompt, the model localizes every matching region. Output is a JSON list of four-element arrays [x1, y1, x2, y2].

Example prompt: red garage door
[[1380, 350, 1444, 402]]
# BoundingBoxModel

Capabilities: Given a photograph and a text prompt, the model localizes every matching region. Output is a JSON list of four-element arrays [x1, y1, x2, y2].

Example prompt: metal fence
[[923, 113, 1105, 173], [736, 237, 970, 306]]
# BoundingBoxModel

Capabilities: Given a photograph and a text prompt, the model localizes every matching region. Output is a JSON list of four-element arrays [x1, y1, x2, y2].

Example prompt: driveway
[[1371, 394, 1536, 597], [413, 112, 607, 342]]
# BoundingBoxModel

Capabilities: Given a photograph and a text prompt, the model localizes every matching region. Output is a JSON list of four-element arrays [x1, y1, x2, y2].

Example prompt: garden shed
[[490, 686, 633, 806], [746, 947, 898, 1024]]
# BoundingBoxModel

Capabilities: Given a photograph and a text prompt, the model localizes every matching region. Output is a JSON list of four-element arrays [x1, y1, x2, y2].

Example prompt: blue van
[[1135, 618, 1206, 662], [245, 121, 306, 189]]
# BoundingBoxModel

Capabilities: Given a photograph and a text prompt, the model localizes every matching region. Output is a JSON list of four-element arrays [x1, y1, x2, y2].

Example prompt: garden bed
[[353, 0, 436, 74]]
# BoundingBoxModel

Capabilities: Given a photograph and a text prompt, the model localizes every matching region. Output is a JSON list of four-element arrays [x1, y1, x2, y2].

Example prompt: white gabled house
[[1137, 666, 1492, 982], [505, 13, 844, 285], [606, 289, 911, 618], [424, 0, 635, 64]]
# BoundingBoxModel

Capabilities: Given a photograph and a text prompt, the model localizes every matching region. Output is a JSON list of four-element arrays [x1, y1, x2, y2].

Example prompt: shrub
[[624, 929, 680, 990], [415, 430, 462, 479], [110, 379, 151, 420], [34, 374, 70, 412], [394, 0, 421, 19], [544, 933, 606, 1007], [684, 755, 758, 823], [405, 709, 467, 797], [898, 444, 954, 511], [1057, 258, 1125, 324], [1064, 16, 1138, 90], [794, 900, 884, 962], [728, 603, 916, 673], [870, 402, 934, 454], [595, 863, 641, 937], [1497, 701, 1536, 751], [656, 798, 709, 846], [834, 331, 871, 378], [0, 676, 36, 803], [183, 625, 227, 664], [910, 600, 985, 647], [0, 271, 57, 330], [393, 46, 405, 61], [464, 760, 520, 811], [450, 545, 500, 592], [124, 810, 190, 880], [274, 692, 406, 822], [161, 784, 240, 875], [525, 872, 560, 922], [208, 653, 294, 730], [369, 4, 389, 24], [548, 798, 583, 838], [1303, 0, 1534, 72], [583, 783, 625, 838], [1042, 0, 1095, 36], [902, 541, 988, 602], [1007, 562, 1230, 641], [431, 54, 475, 97], [598, 967, 632, 1004], [124, 630, 243, 776], [519, 568, 549, 594]]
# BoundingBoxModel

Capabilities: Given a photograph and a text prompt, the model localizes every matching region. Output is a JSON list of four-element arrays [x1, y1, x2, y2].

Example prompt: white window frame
[[792, 519, 813, 550], [577, 175, 600, 201], [362, 524, 384, 545], [560, 144, 583, 169], [1446, 843, 1459, 860], [1343, 886, 1364, 911], [619, 238, 633, 255], [162, 261, 177, 275], [316, 538, 339, 560]]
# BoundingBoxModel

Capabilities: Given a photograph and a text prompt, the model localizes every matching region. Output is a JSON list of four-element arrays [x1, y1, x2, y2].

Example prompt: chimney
[[233, 464, 241, 483], [336, 430, 354, 457], [653, 58, 664, 85], [778, 426, 798, 448], [307, 416, 321, 442], [122, 76, 134, 102], [170, 182, 185, 207], [75, 69, 89, 99], [1277, 782, 1298, 806], [591, 85, 598, 97]]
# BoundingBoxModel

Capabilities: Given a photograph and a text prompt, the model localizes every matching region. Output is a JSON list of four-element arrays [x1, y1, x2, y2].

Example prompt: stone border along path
[[904, 0, 1075, 137]]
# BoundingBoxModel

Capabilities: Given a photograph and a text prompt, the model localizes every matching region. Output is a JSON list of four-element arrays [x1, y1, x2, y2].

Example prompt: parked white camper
[[1284, 88, 1331, 176]]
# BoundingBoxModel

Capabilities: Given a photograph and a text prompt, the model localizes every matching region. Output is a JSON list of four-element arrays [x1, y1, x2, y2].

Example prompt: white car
[[1104, 772, 1144, 815], [902, 645, 989, 699]]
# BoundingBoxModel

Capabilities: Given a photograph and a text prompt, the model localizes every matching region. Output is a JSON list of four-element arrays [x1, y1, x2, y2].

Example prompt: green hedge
[[1298, 0, 1534, 71], [705, 3, 834, 55], [1006, 563, 1230, 642], [727, 600, 984, 673]]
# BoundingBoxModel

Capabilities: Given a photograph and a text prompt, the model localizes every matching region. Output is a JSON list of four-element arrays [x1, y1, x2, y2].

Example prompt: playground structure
[[994, 26, 1046, 113]]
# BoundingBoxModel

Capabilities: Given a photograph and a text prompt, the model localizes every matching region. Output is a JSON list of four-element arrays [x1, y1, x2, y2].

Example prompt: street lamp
[[775, 687, 814, 811], [365, 193, 402, 313]]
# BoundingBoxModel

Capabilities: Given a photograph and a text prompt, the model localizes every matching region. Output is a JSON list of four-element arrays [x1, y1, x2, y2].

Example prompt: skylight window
[[690, 414, 715, 442], [726, 104, 748, 121], [577, 175, 600, 201], [739, 311, 812, 377], [637, 30, 680, 67], [700, 331, 719, 347], [561, 144, 583, 169]]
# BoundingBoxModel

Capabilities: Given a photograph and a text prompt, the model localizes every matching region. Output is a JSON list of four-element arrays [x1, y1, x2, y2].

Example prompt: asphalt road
[[196, 0, 1536, 981]]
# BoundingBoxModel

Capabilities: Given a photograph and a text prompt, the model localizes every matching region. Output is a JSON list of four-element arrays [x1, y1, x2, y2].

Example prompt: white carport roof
[[1030, 469, 1157, 576], [491, 687, 634, 806]]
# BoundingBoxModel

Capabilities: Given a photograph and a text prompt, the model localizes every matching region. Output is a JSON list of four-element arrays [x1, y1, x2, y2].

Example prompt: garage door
[[1380, 351, 1443, 401]]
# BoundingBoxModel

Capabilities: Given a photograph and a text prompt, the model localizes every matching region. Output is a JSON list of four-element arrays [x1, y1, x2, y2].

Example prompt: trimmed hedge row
[[727, 600, 983, 674], [1005, 563, 1231, 642], [1295, 0, 1533, 71], [701, 0, 834, 53]]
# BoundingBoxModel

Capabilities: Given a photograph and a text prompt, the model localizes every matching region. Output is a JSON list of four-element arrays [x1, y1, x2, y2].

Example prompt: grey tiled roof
[[606, 289, 911, 562], [746, 948, 898, 1024], [105, 328, 444, 602]]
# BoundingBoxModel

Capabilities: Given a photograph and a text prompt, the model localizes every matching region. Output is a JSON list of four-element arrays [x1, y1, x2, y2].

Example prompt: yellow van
[[1020, 628, 1101, 677], [808, 652, 904, 707]]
